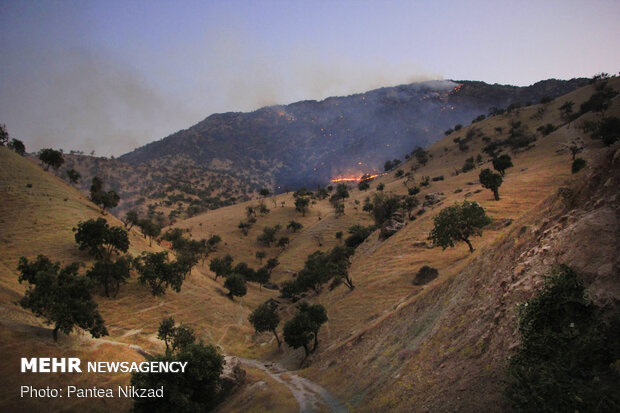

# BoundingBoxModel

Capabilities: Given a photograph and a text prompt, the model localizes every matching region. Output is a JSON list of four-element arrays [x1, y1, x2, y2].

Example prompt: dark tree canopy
[[86, 256, 130, 298], [157, 317, 196, 355], [66, 168, 81, 184], [224, 273, 247, 300], [8, 138, 26, 155], [428, 201, 491, 252], [479, 168, 503, 200], [492, 154, 513, 176], [209, 254, 233, 280], [249, 302, 281, 348], [369, 192, 402, 226], [283, 303, 328, 357], [135, 251, 186, 296], [38, 148, 64, 171], [358, 180, 370, 191], [89, 177, 119, 212], [17, 255, 108, 341], [505, 266, 620, 412], [287, 220, 303, 232], [259, 188, 270, 197], [295, 196, 310, 216], [73, 218, 129, 260], [0, 123, 8, 146], [131, 337, 223, 413]]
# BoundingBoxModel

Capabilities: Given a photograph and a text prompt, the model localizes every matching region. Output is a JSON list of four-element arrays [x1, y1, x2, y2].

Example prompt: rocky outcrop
[[380, 211, 406, 240], [423, 192, 445, 207], [220, 356, 246, 393]]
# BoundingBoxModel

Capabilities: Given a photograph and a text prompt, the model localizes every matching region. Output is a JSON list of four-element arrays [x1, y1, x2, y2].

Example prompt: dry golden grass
[[1, 77, 618, 412]]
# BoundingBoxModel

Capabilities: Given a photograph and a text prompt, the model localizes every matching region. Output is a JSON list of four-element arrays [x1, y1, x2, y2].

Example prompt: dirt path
[[237, 357, 348, 413]]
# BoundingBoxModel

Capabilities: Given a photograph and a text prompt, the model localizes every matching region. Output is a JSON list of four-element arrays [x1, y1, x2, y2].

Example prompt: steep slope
[[121, 78, 586, 189], [0, 147, 283, 412], [174, 77, 619, 411]]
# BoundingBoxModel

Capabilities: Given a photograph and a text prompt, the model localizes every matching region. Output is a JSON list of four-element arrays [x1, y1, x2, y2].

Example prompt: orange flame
[[330, 173, 385, 183]]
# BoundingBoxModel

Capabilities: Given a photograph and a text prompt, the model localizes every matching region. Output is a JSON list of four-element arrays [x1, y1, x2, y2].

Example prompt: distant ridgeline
[[121, 78, 586, 190]]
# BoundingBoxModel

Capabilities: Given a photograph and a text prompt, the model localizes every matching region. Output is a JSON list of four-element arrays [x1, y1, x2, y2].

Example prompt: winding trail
[[237, 357, 348, 413]]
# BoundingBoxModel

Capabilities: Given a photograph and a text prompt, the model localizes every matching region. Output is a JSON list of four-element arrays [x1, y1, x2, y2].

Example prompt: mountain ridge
[[120, 78, 587, 189]]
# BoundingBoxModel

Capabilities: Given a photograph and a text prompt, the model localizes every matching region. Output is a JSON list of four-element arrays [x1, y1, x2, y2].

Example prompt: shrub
[[412, 265, 438, 285], [505, 266, 620, 412], [571, 157, 587, 174]]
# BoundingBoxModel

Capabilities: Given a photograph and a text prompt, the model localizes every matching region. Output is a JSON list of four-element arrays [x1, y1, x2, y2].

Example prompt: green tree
[[265, 257, 279, 273], [135, 251, 186, 296], [38, 148, 64, 171], [287, 220, 303, 232], [295, 196, 310, 216], [335, 231, 343, 243], [384, 160, 394, 171], [358, 180, 370, 191], [369, 192, 402, 226], [0, 123, 8, 146], [334, 183, 349, 202], [259, 188, 270, 198], [249, 302, 281, 349], [283, 303, 328, 358], [492, 154, 513, 176], [277, 236, 290, 249], [559, 100, 575, 125], [402, 195, 419, 219], [462, 157, 475, 173], [66, 168, 81, 184], [17, 255, 108, 341], [131, 340, 223, 413], [137, 219, 161, 246], [224, 273, 247, 300], [8, 138, 26, 155], [209, 254, 233, 280], [122, 209, 139, 230], [89, 177, 119, 212], [255, 250, 266, 264], [257, 226, 278, 247], [73, 218, 129, 260], [157, 317, 196, 355], [376, 183, 385, 191], [86, 256, 130, 297], [479, 168, 503, 200], [505, 266, 620, 413], [345, 225, 375, 248], [428, 201, 491, 252], [572, 158, 587, 173]]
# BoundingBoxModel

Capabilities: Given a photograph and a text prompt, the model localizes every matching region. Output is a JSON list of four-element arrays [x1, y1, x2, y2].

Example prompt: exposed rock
[[423, 192, 445, 207], [464, 192, 473, 198], [220, 356, 247, 393], [454, 188, 463, 193], [380, 211, 406, 240], [413, 241, 433, 249]]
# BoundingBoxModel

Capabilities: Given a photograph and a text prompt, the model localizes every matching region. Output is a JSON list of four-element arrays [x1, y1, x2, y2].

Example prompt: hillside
[[1, 75, 618, 412], [121, 78, 587, 189], [167, 77, 619, 411], [0, 147, 287, 412]]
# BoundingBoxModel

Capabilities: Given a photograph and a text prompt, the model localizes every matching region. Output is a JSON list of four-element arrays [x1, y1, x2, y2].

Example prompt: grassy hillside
[[173, 77, 618, 411], [0, 147, 285, 411], [1, 75, 617, 412]]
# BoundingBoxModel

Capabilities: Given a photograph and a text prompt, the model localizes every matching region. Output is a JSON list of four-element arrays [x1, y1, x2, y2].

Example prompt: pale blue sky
[[1, 0, 619, 155]]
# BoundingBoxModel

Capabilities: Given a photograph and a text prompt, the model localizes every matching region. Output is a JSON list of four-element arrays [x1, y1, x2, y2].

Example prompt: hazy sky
[[1, 0, 619, 156]]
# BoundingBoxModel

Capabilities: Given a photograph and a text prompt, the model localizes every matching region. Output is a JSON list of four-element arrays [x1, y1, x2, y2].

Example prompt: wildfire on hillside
[[331, 172, 385, 183]]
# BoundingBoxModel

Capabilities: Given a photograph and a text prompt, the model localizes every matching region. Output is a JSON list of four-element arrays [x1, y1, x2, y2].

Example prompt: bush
[[369, 193, 402, 226], [462, 157, 475, 173], [505, 266, 620, 412], [537, 123, 557, 136], [345, 225, 375, 248], [412, 266, 438, 285], [571, 157, 587, 174]]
